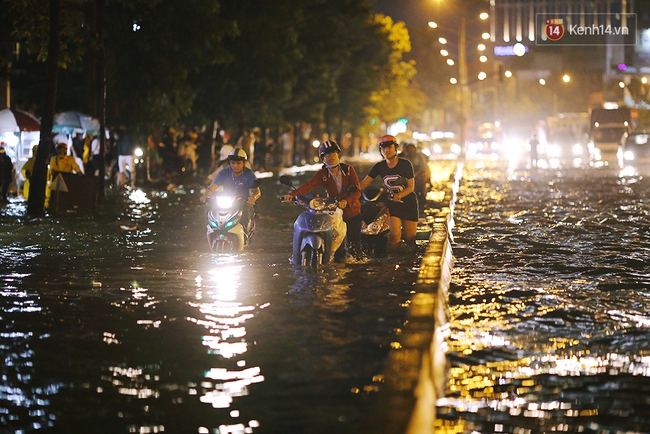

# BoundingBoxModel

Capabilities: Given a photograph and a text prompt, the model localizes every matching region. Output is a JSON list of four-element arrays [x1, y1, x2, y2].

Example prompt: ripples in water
[[437, 161, 650, 434]]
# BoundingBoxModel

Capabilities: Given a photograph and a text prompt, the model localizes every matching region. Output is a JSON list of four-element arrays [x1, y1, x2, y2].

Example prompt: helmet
[[402, 142, 416, 152], [228, 147, 248, 162], [220, 144, 233, 161], [318, 140, 342, 158], [378, 135, 397, 148]]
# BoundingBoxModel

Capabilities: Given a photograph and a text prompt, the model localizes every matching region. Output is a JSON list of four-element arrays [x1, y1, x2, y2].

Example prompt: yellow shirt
[[49, 155, 81, 177]]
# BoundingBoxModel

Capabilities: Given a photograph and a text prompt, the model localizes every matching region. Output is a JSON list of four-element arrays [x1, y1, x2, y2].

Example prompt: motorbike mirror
[[278, 175, 293, 187]]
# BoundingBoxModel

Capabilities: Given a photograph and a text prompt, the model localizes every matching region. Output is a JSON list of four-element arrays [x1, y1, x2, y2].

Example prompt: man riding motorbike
[[200, 148, 261, 236]]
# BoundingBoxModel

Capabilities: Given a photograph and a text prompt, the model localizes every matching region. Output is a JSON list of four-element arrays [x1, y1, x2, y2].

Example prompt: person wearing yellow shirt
[[46, 142, 82, 207], [21, 145, 38, 200], [49, 142, 82, 175]]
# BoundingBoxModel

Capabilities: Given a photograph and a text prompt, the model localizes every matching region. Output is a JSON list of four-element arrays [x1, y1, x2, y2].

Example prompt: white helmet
[[220, 145, 233, 161], [228, 147, 248, 162]]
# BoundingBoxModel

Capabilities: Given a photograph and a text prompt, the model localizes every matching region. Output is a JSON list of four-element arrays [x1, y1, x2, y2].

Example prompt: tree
[[104, 0, 234, 132], [362, 15, 426, 138]]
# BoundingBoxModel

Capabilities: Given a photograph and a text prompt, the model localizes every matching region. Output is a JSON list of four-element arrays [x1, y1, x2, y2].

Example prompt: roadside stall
[[0, 108, 41, 195]]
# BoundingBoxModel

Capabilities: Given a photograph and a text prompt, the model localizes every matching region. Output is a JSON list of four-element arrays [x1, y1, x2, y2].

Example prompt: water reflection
[[0, 165, 442, 433], [437, 159, 650, 433], [0, 239, 56, 431], [189, 255, 264, 432]]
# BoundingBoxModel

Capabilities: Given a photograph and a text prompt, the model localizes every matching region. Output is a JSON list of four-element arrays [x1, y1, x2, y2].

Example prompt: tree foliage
[[363, 15, 426, 137], [3, 0, 425, 138]]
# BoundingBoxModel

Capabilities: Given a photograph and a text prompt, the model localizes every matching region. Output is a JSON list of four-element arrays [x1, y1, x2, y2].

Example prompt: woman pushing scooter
[[359, 135, 419, 252]]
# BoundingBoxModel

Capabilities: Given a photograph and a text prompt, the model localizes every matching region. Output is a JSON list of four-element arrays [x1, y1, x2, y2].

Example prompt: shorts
[[118, 155, 134, 174], [387, 192, 419, 222]]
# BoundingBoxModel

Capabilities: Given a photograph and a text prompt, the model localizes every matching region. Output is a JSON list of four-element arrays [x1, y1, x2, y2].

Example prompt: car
[[588, 126, 627, 165], [426, 132, 462, 159], [620, 132, 650, 164], [541, 130, 588, 167]]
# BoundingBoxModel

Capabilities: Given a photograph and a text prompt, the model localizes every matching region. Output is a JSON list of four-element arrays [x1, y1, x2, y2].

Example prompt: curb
[[360, 160, 460, 433]]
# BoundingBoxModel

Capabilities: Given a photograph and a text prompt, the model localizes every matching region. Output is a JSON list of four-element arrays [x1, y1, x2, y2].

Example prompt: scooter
[[279, 175, 346, 268], [360, 187, 390, 256], [205, 179, 261, 253]]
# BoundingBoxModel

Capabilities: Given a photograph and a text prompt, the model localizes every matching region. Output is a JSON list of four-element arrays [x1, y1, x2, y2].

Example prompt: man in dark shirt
[[0, 147, 15, 202]]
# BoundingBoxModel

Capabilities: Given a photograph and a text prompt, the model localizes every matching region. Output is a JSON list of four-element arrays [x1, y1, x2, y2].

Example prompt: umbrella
[[0, 108, 41, 133], [53, 111, 100, 135]]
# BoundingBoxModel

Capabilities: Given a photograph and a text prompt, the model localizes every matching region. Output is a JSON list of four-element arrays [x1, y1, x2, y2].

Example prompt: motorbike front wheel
[[208, 233, 238, 253], [301, 245, 322, 269]]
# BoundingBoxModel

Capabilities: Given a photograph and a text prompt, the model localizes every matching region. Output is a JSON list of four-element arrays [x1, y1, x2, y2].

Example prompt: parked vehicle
[[360, 187, 390, 256], [279, 175, 346, 268], [205, 179, 261, 253]]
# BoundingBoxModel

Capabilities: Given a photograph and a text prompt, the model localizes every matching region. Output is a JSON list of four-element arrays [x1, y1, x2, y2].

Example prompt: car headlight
[[572, 144, 583, 155]]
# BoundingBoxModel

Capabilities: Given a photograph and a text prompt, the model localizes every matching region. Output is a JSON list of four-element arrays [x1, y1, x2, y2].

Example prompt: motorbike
[[205, 179, 261, 253], [279, 175, 347, 268], [360, 187, 390, 256]]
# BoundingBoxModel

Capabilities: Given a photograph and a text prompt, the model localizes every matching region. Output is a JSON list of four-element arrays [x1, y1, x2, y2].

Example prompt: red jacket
[[289, 163, 361, 220]]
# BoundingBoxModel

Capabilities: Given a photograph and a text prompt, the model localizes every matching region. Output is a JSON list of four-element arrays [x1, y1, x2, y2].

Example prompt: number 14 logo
[[545, 18, 565, 41]]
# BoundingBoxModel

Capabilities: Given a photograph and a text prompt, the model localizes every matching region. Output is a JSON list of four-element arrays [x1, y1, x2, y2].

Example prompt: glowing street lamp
[[428, 5, 490, 150]]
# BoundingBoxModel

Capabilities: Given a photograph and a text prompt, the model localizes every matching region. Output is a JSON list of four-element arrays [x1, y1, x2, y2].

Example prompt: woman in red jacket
[[283, 140, 362, 261]]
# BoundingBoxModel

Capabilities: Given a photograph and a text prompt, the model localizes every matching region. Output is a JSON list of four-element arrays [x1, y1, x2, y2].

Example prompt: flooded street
[[0, 167, 433, 434], [437, 159, 650, 433]]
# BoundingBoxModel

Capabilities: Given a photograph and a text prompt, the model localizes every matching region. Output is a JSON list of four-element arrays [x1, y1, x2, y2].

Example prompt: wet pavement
[[436, 158, 650, 433], [0, 160, 456, 434]]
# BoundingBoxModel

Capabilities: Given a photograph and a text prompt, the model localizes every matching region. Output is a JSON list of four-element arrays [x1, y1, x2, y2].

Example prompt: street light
[[428, 4, 491, 149]]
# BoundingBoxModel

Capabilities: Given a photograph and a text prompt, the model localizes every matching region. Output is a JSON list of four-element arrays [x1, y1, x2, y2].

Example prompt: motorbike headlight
[[362, 221, 382, 235], [134, 147, 144, 157], [309, 197, 328, 211], [216, 196, 235, 209], [362, 215, 388, 235]]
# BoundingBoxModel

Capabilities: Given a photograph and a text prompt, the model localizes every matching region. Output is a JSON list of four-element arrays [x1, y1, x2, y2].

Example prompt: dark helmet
[[318, 140, 342, 158], [378, 134, 398, 149], [228, 147, 248, 162]]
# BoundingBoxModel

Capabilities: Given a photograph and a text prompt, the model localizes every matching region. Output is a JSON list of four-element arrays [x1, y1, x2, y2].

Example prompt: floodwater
[[437, 158, 650, 433], [0, 165, 441, 434]]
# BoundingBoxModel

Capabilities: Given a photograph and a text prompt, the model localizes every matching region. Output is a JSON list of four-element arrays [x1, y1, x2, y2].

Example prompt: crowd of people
[[3, 123, 435, 257]]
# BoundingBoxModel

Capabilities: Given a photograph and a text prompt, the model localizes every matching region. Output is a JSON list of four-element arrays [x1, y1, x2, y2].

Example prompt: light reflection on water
[[0, 165, 445, 433], [437, 159, 650, 433], [189, 255, 265, 433]]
